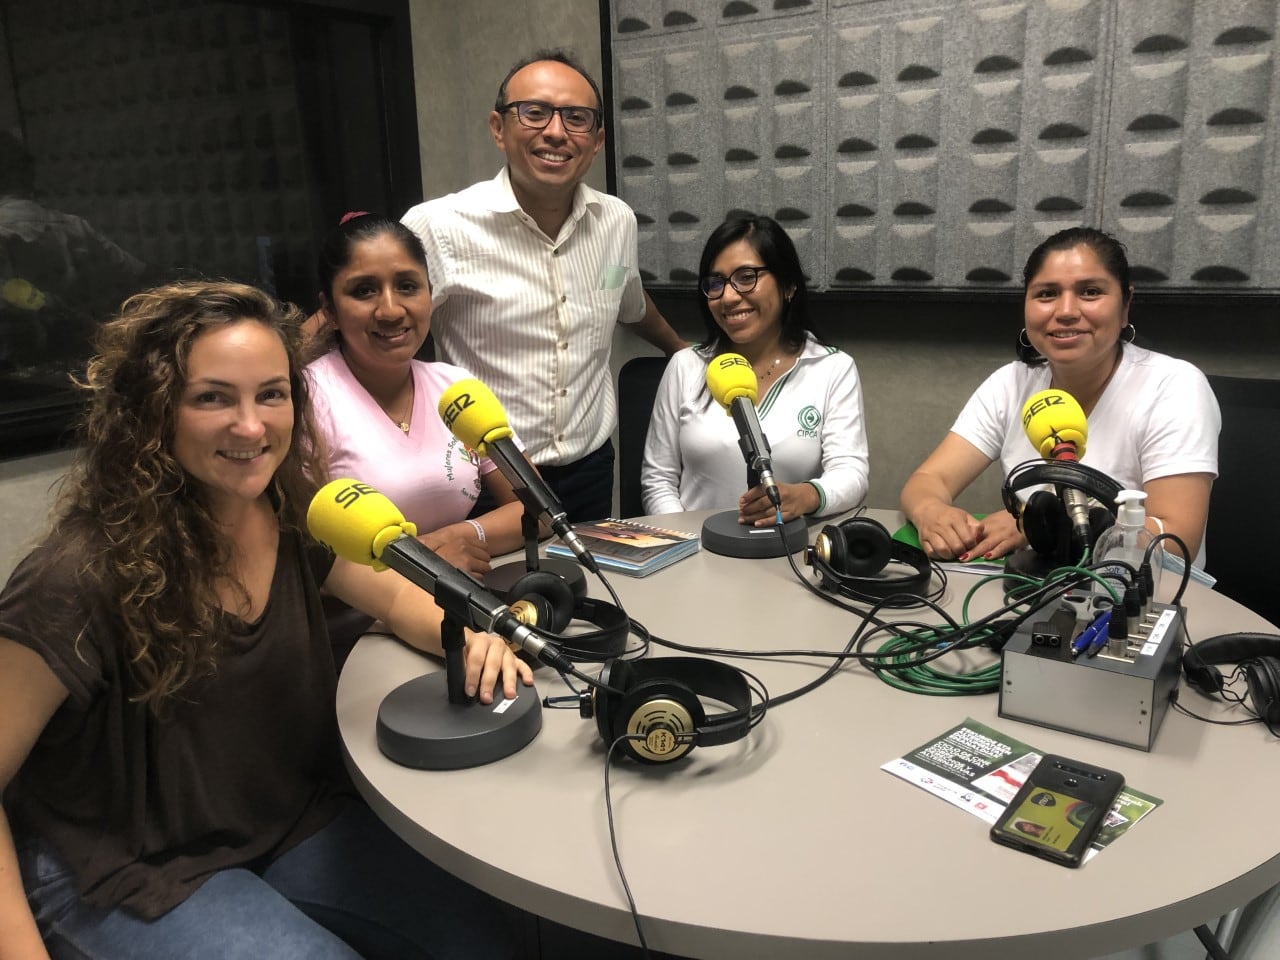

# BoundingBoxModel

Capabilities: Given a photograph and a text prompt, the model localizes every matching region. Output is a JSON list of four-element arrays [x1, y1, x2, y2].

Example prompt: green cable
[[871, 563, 1116, 697], [869, 626, 1002, 696]]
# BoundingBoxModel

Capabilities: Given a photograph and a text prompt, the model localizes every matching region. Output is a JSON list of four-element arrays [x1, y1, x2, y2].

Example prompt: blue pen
[[1070, 617, 1102, 658], [1086, 610, 1113, 657]]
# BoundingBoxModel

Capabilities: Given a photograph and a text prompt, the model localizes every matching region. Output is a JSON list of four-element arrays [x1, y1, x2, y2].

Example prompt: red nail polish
[[958, 552, 970, 562]]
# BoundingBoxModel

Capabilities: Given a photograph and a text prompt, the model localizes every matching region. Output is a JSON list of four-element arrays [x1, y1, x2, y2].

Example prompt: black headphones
[[579, 656, 756, 763], [1182, 632, 1280, 729], [506, 570, 630, 662], [805, 516, 934, 603], [1002, 460, 1123, 564]]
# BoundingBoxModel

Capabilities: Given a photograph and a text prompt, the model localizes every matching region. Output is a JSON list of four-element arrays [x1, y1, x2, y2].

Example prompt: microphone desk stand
[[374, 608, 542, 769], [483, 510, 588, 600], [701, 466, 808, 559]]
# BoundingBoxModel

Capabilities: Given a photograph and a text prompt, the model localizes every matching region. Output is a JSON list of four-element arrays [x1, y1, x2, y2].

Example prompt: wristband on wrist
[[805, 480, 827, 516], [465, 519, 486, 544]]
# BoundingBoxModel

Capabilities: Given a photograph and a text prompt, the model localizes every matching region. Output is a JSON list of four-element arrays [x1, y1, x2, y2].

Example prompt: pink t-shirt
[[307, 349, 512, 532]]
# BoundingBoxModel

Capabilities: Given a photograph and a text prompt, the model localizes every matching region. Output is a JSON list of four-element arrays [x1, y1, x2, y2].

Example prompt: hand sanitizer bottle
[[1094, 490, 1163, 601]]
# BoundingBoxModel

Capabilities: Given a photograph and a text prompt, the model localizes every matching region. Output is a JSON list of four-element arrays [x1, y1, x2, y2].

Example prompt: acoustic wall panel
[[10, 0, 317, 284], [1105, 0, 1280, 286], [611, 0, 1280, 292]]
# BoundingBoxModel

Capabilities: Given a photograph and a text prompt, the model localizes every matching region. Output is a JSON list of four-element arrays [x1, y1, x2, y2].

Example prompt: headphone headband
[[505, 571, 631, 662], [807, 516, 933, 603], [556, 597, 630, 661], [588, 656, 757, 762], [1001, 459, 1123, 517], [621, 657, 754, 746], [1182, 632, 1280, 730], [1183, 632, 1280, 694]]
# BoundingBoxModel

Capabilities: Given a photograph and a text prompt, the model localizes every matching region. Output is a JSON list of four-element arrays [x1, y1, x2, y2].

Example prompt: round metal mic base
[[700, 510, 809, 558], [485, 556, 587, 600], [376, 673, 542, 769]]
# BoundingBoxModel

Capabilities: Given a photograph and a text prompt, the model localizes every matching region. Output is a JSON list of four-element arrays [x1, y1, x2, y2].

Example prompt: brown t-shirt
[[0, 529, 353, 919]]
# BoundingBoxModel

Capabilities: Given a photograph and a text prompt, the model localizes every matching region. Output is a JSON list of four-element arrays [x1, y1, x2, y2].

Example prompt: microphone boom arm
[[378, 535, 573, 674]]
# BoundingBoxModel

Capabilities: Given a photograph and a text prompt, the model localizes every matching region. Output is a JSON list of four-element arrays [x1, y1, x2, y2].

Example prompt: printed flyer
[[882, 718, 1161, 861]]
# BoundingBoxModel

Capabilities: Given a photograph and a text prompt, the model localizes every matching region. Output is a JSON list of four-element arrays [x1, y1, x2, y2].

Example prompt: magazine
[[546, 518, 700, 577], [882, 718, 1162, 863]]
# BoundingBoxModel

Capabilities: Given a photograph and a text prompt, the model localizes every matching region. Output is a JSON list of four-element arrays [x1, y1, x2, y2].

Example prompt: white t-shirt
[[951, 344, 1220, 563]]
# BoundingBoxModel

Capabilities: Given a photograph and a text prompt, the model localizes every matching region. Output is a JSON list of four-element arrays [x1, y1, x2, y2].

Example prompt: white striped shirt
[[402, 168, 646, 465]]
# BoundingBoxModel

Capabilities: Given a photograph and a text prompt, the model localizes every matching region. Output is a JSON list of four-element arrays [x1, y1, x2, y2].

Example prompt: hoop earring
[[1016, 328, 1044, 364], [1120, 323, 1136, 344]]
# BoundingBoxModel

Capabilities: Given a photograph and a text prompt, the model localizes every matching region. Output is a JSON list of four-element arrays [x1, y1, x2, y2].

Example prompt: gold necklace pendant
[[392, 381, 414, 434]]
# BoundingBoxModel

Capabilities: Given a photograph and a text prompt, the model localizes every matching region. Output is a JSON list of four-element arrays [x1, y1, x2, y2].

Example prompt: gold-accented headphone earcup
[[620, 678, 704, 763], [508, 571, 574, 633], [813, 523, 846, 570]]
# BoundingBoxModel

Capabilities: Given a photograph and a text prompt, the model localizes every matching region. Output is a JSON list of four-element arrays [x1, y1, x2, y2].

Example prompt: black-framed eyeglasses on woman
[[700, 266, 772, 300], [501, 100, 602, 134]]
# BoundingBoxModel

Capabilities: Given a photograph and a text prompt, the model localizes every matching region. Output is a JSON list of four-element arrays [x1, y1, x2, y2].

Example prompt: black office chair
[[1204, 374, 1280, 627], [616, 355, 669, 518]]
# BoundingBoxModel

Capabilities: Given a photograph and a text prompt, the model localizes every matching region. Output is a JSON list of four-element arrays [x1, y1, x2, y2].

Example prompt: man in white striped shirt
[[402, 50, 685, 523]]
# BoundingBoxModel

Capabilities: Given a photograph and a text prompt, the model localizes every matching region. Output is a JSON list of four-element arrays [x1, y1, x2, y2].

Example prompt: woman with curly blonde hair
[[0, 280, 527, 959]]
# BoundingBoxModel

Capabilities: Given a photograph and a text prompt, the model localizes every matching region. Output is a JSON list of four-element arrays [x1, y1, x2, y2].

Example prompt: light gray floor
[[1095, 885, 1280, 960], [1097, 929, 1214, 960], [1098, 884, 1280, 959]]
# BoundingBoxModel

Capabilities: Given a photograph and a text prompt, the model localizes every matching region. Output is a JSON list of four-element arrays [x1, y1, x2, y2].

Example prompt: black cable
[[1171, 699, 1261, 727], [643, 563, 1092, 703], [732, 665, 772, 729], [543, 566, 651, 662], [787, 539, 950, 610], [603, 733, 652, 960], [1148, 532, 1191, 606]]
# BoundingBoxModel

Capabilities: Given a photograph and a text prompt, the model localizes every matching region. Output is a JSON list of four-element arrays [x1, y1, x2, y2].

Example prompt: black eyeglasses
[[500, 100, 601, 134], [700, 266, 772, 300]]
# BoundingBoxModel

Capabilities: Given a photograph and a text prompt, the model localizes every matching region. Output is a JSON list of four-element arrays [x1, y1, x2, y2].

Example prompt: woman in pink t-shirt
[[307, 214, 530, 579]]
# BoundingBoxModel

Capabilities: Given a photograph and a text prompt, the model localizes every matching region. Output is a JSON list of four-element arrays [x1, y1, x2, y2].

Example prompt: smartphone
[[989, 754, 1124, 867]]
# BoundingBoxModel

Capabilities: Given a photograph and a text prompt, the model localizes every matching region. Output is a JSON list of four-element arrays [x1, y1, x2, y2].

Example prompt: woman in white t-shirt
[[901, 227, 1219, 565]]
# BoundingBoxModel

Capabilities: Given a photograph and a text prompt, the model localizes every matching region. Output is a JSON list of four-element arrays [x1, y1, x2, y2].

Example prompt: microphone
[[307, 478, 573, 673], [706, 353, 781, 508], [1021, 388, 1092, 554], [437, 378, 599, 574]]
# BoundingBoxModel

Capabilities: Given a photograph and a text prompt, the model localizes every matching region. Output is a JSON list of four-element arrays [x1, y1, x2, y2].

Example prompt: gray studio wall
[[610, 0, 1280, 292], [4, 0, 1278, 582], [407, 0, 608, 198], [401, 0, 1279, 517]]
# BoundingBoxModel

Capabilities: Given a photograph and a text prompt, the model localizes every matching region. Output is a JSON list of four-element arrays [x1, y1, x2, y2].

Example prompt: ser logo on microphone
[[330, 481, 378, 509], [440, 391, 474, 429], [1021, 391, 1065, 428], [716, 355, 750, 372]]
